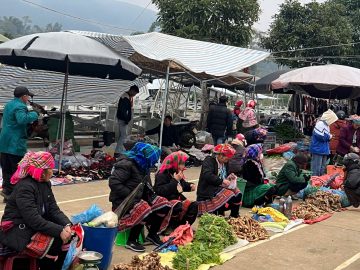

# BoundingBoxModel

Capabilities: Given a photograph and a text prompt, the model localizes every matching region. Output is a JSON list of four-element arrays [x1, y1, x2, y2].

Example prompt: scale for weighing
[[77, 251, 103, 270]]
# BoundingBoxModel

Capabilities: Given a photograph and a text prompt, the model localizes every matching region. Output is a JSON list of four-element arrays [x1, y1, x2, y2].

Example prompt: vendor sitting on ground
[[240, 144, 278, 207], [109, 142, 171, 253], [337, 115, 360, 158], [276, 153, 310, 197], [196, 144, 242, 218], [154, 151, 198, 228], [0, 152, 72, 270], [145, 115, 179, 156], [244, 126, 268, 145], [228, 133, 247, 176], [342, 153, 360, 208]]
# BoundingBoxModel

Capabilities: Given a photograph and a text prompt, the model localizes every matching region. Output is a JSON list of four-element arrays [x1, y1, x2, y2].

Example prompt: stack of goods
[[113, 253, 170, 270], [293, 191, 342, 222], [228, 217, 269, 242], [172, 214, 237, 270], [72, 204, 118, 228]]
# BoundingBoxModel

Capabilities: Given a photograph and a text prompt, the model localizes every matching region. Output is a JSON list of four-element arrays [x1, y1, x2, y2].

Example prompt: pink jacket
[[239, 107, 258, 128]]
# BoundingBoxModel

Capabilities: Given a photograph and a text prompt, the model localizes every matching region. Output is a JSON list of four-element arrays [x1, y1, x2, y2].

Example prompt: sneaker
[[125, 240, 145, 253], [146, 234, 163, 246]]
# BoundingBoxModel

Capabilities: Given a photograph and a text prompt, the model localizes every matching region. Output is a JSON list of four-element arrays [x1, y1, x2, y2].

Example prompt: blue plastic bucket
[[82, 225, 118, 270]]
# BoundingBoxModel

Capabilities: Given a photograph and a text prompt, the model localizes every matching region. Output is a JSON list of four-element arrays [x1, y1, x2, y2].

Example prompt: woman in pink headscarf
[[0, 152, 72, 270], [154, 151, 198, 228], [239, 100, 259, 133]]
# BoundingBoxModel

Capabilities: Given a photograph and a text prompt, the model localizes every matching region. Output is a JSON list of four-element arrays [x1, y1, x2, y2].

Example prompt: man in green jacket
[[0, 86, 38, 200], [276, 153, 310, 196]]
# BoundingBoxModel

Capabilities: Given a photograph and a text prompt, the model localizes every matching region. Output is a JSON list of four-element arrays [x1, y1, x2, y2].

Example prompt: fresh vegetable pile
[[172, 214, 237, 270], [293, 191, 342, 220], [112, 252, 170, 270], [228, 217, 269, 242]]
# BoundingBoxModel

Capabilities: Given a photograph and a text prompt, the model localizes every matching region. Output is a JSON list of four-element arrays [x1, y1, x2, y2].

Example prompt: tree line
[[0, 16, 62, 39]]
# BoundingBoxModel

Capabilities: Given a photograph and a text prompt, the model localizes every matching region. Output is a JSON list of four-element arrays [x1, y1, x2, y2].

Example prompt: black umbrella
[[0, 32, 142, 171], [250, 70, 290, 94]]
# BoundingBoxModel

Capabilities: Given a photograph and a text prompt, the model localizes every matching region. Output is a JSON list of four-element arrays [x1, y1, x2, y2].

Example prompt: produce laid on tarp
[[172, 214, 237, 270], [228, 217, 269, 242], [113, 252, 171, 270]]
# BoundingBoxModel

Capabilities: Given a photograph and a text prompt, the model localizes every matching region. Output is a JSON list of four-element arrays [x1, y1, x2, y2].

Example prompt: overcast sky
[[120, 0, 327, 32]]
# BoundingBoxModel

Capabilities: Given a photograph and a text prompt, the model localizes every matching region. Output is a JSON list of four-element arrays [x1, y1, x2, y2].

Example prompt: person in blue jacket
[[0, 86, 38, 200], [310, 109, 338, 176]]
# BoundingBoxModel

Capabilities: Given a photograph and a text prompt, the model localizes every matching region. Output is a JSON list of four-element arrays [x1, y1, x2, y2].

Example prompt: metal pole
[[159, 64, 170, 149], [58, 59, 69, 173]]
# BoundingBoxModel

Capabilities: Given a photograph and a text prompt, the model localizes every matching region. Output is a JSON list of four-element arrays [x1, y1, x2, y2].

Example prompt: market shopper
[[145, 115, 179, 156], [109, 142, 171, 252], [342, 153, 360, 208], [206, 96, 233, 145], [0, 152, 72, 270], [154, 151, 198, 227], [241, 144, 278, 207], [276, 153, 310, 196], [239, 100, 258, 133], [197, 144, 242, 217], [0, 86, 39, 201], [336, 115, 360, 158], [233, 100, 244, 133], [310, 109, 338, 176], [114, 85, 139, 157], [228, 133, 247, 176]]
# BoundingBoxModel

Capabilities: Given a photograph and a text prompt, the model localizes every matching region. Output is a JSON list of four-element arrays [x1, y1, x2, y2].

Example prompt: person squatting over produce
[[276, 153, 310, 196], [244, 126, 268, 145], [196, 144, 242, 217], [0, 152, 72, 270], [240, 144, 278, 207], [154, 151, 199, 228], [109, 142, 171, 253], [342, 153, 360, 208], [228, 133, 247, 176], [310, 109, 338, 176]]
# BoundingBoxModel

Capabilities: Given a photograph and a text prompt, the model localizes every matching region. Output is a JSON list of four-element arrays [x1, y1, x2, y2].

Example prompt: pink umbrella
[[271, 64, 360, 99]]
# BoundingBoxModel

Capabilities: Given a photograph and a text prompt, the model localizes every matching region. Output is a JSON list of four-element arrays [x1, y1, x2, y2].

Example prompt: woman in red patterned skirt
[[196, 144, 242, 217]]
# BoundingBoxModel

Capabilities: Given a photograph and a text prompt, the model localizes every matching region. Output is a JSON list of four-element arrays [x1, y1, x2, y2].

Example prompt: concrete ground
[[1, 166, 359, 270]]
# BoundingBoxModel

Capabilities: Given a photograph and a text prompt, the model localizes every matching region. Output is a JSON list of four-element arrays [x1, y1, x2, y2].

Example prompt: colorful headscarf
[[10, 151, 55, 185], [246, 127, 268, 144], [159, 151, 189, 174], [244, 144, 263, 161], [123, 142, 161, 172], [231, 133, 246, 146], [213, 144, 236, 159]]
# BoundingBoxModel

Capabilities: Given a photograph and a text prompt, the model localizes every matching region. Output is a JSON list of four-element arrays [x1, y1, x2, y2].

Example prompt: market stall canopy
[[271, 64, 360, 99], [249, 69, 290, 94], [0, 65, 147, 105], [69, 30, 268, 87], [0, 31, 141, 80], [0, 34, 10, 43]]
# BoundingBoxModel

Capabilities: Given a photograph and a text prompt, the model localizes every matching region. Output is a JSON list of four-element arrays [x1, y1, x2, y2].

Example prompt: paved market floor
[[0, 167, 359, 270]]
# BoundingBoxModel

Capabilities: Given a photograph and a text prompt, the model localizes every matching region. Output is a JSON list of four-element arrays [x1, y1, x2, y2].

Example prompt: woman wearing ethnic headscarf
[[154, 151, 198, 229], [244, 127, 268, 145], [228, 133, 247, 176], [196, 144, 242, 217], [238, 100, 259, 133], [109, 142, 171, 253], [241, 144, 278, 207], [0, 152, 72, 270], [310, 109, 338, 176], [276, 153, 310, 197]]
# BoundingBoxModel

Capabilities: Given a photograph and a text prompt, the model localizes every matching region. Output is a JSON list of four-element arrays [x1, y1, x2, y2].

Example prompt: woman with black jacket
[[196, 144, 242, 217], [0, 152, 72, 270], [109, 142, 171, 253], [343, 153, 360, 208], [154, 151, 198, 228]]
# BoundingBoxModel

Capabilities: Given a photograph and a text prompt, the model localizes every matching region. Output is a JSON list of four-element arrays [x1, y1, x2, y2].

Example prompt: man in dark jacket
[[145, 115, 179, 155], [0, 86, 38, 200], [206, 96, 233, 145], [114, 85, 139, 156], [343, 153, 360, 208]]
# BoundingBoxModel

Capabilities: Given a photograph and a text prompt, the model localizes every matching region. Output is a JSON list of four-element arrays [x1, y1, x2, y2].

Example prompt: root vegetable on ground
[[228, 217, 269, 242]]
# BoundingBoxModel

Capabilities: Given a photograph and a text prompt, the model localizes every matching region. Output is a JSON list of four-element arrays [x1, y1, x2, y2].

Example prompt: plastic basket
[[115, 227, 145, 246]]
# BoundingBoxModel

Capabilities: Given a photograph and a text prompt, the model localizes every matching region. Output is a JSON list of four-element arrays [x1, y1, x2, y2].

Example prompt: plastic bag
[[88, 211, 118, 228], [61, 237, 78, 270], [71, 204, 103, 224], [162, 222, 193, 246]]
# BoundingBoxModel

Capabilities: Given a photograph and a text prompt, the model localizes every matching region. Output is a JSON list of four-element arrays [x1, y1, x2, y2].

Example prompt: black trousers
[[38, 238, 67, 270], [289, 182, 307, 193], [215, 192, 243, 218], [0, 153, 23, 195], [170, 201, 198, 227]]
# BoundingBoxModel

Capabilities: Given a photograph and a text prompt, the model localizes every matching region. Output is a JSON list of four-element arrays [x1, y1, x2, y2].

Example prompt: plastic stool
[[115, 226, 145, 246], [3, 254, 38, 270]]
